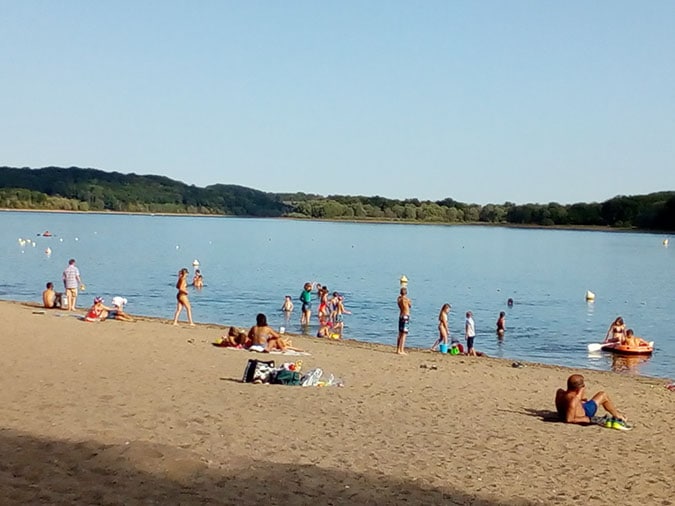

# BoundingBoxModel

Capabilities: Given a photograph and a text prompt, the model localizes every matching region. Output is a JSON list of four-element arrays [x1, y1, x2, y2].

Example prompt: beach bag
[[271, 369, 302, 386], [242, 359, 275, 383]]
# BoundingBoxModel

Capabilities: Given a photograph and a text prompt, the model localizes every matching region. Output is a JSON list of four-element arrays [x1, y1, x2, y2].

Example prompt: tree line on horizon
[[1, 166, 674, 231]]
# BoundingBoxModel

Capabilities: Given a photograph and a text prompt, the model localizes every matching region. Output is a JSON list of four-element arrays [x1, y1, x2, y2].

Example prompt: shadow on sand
[[0, 428, 534, 505], [521, 408, 562, 423]]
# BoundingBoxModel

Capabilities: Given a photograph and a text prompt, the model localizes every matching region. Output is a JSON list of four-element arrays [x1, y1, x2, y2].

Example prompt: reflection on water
[[586, 350, 653, 376], [610, 354, 652, 375]]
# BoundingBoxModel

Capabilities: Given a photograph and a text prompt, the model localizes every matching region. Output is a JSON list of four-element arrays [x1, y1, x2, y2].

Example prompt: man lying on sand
[[555, 374, 630, 429]]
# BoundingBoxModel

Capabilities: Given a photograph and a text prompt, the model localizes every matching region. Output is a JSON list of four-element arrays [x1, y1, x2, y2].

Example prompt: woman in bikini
[[431, 303, 451, 351], [604, 316, 625, 343], [248, 313, 303, 352], [172, 268, 195, 326]]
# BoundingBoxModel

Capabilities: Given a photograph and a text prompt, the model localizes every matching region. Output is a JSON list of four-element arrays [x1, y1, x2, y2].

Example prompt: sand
[[0, 300, 673, 505]]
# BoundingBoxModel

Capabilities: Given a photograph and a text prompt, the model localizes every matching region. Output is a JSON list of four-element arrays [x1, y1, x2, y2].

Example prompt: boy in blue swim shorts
[[396, 287, 411, 355]]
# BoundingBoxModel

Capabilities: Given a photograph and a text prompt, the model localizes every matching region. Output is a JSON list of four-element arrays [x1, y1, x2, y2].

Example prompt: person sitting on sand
[[216, 327, 250, 348], [84, 297, 110, 322], [604, 316, 626, 343], [316, 319, 334, 338], [555, 374, 628, 428], [108, 296, 134, 322], [248, 313, 303, 353], [42, 282, 63, 309]]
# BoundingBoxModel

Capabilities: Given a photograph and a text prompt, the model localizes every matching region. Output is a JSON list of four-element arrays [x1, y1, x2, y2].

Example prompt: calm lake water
[[1, 211, 673, 379]]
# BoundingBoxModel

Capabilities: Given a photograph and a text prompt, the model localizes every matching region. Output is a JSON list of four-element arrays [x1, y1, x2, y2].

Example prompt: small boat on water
[[601, 341, 654, 355]]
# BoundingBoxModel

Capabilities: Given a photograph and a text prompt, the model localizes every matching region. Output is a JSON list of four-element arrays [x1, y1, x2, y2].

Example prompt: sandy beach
[[0, 300, 673, 505]]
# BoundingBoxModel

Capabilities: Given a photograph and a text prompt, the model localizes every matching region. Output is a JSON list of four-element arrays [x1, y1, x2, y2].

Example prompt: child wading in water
[[281, 295, 294, 322]]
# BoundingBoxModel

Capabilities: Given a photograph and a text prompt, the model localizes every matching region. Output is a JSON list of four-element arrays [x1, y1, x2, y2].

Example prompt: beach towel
[[216, 346, 310, 356]]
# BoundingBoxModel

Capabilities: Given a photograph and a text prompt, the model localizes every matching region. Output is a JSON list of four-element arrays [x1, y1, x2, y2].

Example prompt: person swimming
[[192, 269, 204, 289]]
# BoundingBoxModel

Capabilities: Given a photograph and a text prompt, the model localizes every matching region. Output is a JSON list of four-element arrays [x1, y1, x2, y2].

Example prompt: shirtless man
[[555, 374, 630, 429], [396, 287, 412, 355], [42, 282, 63, 309]]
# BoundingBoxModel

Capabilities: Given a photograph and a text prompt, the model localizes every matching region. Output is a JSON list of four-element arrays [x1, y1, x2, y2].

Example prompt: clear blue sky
[[1, 1, 674, 204]]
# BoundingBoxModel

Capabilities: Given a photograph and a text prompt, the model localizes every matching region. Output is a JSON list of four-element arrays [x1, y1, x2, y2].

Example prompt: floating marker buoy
[[664, 238, 669, 247], [192, 259, 200, 267], [585, 290, 595, 301]]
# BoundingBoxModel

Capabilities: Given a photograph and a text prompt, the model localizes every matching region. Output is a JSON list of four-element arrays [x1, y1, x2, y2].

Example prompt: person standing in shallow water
[[172, 268, 195, 326], [300, 282, 312, 325], [396, 287, 412, 355], [496, 311, 506, 339], [465, 311, 476, 356]]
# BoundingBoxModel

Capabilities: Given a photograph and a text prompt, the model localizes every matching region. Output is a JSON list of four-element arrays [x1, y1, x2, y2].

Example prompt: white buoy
[[585, 290, 596, 301], [176, 245, 180, 250], [192, 259, 200, 267], [664, 238, 669, 247], [45, 247, 52, 255]]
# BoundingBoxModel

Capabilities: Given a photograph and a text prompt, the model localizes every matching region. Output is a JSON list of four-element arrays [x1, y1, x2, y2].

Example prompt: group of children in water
[[283, 282, 351, 339]]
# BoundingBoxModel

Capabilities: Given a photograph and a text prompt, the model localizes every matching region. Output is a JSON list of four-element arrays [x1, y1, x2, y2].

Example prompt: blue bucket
[[439, 343, 448, 353]]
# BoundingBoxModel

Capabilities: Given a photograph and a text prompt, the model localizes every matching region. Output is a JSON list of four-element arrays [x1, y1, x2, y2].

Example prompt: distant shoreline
[[2, 206, 662, 234]]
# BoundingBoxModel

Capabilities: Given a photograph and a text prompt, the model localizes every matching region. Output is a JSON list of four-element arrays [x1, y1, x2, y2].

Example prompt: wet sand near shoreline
[[0, 300, 673, 505]]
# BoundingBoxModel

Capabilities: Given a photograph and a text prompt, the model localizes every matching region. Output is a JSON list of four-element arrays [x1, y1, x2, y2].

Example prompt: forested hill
[[0, 166, 288, 216], [1, 166, 674, 230]]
